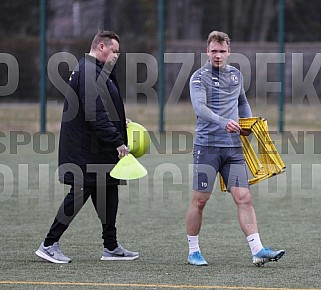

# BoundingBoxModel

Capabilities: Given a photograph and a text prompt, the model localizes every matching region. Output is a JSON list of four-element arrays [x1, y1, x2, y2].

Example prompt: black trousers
[[44, 183, 119, 250]]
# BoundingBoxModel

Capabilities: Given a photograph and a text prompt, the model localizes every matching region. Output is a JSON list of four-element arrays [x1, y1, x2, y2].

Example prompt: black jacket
[[58, 54, 127, 186]]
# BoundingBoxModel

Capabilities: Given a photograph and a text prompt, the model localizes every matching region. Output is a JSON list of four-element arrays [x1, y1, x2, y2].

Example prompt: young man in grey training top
[[186, 31, 285, 267]]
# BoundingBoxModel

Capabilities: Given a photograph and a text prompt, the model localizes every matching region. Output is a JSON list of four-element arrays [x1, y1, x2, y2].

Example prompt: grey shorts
[[193, 145, 249, 192]]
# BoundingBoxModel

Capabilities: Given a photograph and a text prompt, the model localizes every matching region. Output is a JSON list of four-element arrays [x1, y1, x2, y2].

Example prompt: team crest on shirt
[[230, 73, 239, 84]]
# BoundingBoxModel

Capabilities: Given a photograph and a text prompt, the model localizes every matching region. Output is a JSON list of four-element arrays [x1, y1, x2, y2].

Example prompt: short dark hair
[[207, 31, 230, 47], [91, 30, 120, 49]]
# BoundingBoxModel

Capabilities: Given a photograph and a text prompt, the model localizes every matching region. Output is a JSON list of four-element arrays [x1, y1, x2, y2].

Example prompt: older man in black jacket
[[35, 30, 139, 263]]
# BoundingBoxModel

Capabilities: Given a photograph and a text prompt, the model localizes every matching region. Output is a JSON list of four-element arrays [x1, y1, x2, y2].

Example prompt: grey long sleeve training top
[[190, 61, 252, 147]]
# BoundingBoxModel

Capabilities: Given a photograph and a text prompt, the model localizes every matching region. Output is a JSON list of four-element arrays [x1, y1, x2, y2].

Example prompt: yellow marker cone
[[110, 153, 147, 180]]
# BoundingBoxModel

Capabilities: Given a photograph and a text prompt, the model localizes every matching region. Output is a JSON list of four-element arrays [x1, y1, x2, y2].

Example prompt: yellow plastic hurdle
[[219, 117, 286, 192]]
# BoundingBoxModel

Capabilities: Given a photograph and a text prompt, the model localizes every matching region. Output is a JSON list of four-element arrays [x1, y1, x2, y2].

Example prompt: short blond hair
[[207, 31, 230, 47]]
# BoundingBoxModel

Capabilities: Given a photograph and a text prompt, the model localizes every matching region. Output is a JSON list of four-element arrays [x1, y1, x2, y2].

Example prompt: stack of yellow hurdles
[[220, 117, 286, 192]]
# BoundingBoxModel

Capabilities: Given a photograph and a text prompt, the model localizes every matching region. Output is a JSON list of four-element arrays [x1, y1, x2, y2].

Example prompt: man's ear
[[98, 42, 104, 51], [206, 47, 211, 57]]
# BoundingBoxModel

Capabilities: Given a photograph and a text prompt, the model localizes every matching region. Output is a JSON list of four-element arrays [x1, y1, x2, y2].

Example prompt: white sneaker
[[101, 243, 139, 261], [35, 242, 71, 264]]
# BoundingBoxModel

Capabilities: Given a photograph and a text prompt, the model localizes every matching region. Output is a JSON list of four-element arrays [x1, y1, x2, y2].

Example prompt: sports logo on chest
[[230, 73, 239, 84]]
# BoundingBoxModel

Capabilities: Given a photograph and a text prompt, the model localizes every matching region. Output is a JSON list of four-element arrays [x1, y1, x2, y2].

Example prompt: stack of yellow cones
[[127, 122, 150, 158], [110, 153, 147, 180]]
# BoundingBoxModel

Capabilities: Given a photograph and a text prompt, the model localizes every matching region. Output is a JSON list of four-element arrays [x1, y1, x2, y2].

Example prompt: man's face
[[207, 40, 230, 68], [101, 38, 120, 66]]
